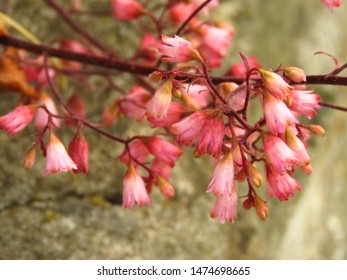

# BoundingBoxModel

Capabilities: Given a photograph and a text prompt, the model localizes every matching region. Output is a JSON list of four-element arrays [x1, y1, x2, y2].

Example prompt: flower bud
[[284, 66, 306, 83], [254, 195, 269, 221], [156, 175, 175, 198], [301, 124, 326, 137], [248, 163, 263, 188], [24, 146, 36, 169]]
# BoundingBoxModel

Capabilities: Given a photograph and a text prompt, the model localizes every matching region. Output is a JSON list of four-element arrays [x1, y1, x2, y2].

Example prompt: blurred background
[[0, 0, 346, 259]]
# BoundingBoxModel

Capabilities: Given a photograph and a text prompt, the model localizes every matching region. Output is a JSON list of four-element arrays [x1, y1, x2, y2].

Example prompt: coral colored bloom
[[206, 151, 234, 196], [122, 163, 150, 208], [119, 139, 149, 166], [266, 166, 301, 201], [65, 92, 86, 126], [210, 186, 238, 224], [136, 34, 160, 64], [258, 69, 292, 100], [110, 0, 145, 20], [68, 129, 89, 174], [263, 90, 298, 136], [147, 102, 187, 128], [159, 35, 203, 63], [60, 40, 88, 70], [171, 109, 225, 158], [146, 80, 172, 120], [0, 105, 36, 136], [121, 86, 151, 121], [155, 175, 175, 198], [321, 0, 343, 11], [289, 90, 321, 119], [143, 137, 182, 167], [284, 66, 306, 83], [45, 132, 77, 175], [228, 56, 262, 78], [285, 129, 310, 166], [169, 3, 196, 23], [180, 83, 210, 110], [151, 159, 172, 180], [262, 133, 300, 174], [34, 93, 61, 128]]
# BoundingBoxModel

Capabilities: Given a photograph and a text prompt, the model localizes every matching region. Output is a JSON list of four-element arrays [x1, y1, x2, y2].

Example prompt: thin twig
[[319, 101, 347, 112]]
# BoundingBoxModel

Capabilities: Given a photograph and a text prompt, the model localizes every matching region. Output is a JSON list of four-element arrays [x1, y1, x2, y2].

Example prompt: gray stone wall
[[0, 0, 346, 259]]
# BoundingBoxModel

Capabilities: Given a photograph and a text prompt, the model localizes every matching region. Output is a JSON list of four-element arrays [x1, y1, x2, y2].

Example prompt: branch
[[319, 101, 347, 112]]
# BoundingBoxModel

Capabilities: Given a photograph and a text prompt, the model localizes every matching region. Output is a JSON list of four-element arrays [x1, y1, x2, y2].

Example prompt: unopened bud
[[217, 82, 238, 98], [156, 175, 175, 198], [242, 197, 253, 210], [301, 124, 326, 137], [248, 163, 263, 188], [300, 163, 313, 175], [255, 195, 268, 221], [149, 71, 163, 83], [173, 89, 182, 98], [24, 146, 36, 169], [284, 66, 306, 83]]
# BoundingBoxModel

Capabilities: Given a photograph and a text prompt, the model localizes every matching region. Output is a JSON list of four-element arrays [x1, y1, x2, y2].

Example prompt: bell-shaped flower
[[110, 0, 146, 20], [34, 93, 61, 128], [0, 105, 36, 136], [44, 131, 77, 175], [210, 185, 238, 224], [266, 166, 301, 201], [159, 35, 204, 64], [285, 129, 311, 167], [289, 90, 321, 119], [206, 150, 234, 196], [147, 102, 187, 128], [263, 90, 298, 136], [321, 0, 343, 11], [262, 132, 300, 174], [258, 69, 292, 100], [121, 86, 151, 121], [122, 163, 150, 208], [68, 129, 89, 174], [147, 80, 172, 120], [119, 139, 149, 166]]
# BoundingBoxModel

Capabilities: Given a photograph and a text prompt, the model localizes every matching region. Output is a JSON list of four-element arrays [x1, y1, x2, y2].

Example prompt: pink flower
[[44, 132, 77, 175], [321, 0, 343, 11], [262, 133, 300, 174], [151, 159, 172, 180], [102, 101, 120, 127], [110, 0, 145, 20], [68, 129, 89, 174], [0, 105, 36, 136], [263, 90, 298, 136], [169, 3, 196, 23], [266, 166, 301, 201], [289, 90, 321, 119], [285, 129, 311, 167], [258, 69, 292, 100], [119, 139, 149, 166], [180, 83, 210, 110], [121, 86, 151, 121], [34, 93, 61, 128], [122, 163, 150, 208], [143, 137, 182, 167], [159, 35, 203, 63], [136, 34, 160, 64], [147, 102, 187, 128], [171, 109, 225, 158], [146, 80, 172, 120], [228, 56, 262, 78], [210, 186, 238, 224], [60, 39, 88, 70], [206, 151, 234, 196], [155, 175, 175, 198], [65, 92, 86, 126]]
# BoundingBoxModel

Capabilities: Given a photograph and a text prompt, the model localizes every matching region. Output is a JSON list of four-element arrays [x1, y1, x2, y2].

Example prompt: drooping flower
[[258, 69, 292, 100], [289, 90, 321, 119], [44, 131, 77, 175], [147, 102, 187, 128], [121, 86, 151, 121], [266, 166, 301, 201], [171, 109, 225, 158], [122, 163, 150, 208], [102, 101, 120, 127], [228, 56, 262, 78], [110, 0, 146, 20], [159, 35, 204, 63], [34, 93, 61, 128], [321, 0, 343, 11], [146, 80, 172, 120], [180, 83, 210, 110], [285, 128, 311, 167], [263, 90, 298, 136], [142, 136, 182, 167], [0, 105, 36, 136], [68, 129, 89, 174], [65, 92, 86, 126], [210, 185, 238, 224], [262, 132, 300, 174], [136, 34, 161, 64], [155, 175, 175, 198], [151, 158, 172, 180], [206, 150, 234, 196], [119, 139, 149, 166]]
